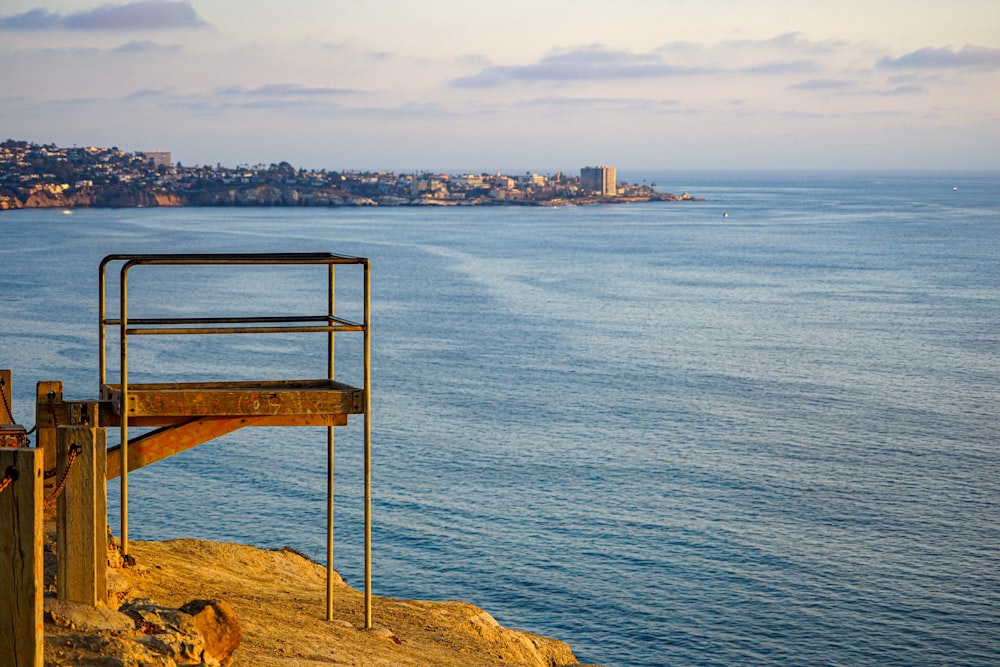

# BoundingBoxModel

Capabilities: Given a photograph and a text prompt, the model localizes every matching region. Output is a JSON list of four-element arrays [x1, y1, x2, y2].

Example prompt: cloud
[[873, 84, 928, 96], [0, 1, 209, 31], [452, 45, 713, 87], [0, 8, 55, 29], [789, 78, 857, 91], [879, 45, 1000, 70], [521, 96, 685, 114], [218, 84, 360, 97], [728, 32, 848, 55], [111, 40, 181, 53], [788, 78, 927, 97], [124, 88, 171, 99], [452, 38, 836, 88], [741, 60, 819, 75]]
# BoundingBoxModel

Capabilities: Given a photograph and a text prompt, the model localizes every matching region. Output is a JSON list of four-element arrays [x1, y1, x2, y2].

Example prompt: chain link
[[0, 466, 16, 495], [0, 378, 13, 425], [44, 443, 81, 507]]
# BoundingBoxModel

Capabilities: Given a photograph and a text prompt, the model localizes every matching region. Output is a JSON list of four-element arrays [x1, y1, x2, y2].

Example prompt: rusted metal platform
[[96, 252, 372, 626], [99, 379, 363, 480]]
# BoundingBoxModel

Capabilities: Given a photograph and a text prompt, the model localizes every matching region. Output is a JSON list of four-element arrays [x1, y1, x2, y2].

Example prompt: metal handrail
[[98, 252, 372, 627]]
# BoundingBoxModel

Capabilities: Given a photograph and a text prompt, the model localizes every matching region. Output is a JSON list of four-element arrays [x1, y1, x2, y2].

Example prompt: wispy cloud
[[724, 32, 848, 55], [879, 45, 1000, 70], [789, 78, 857, 91], [451, 37, 842, 88], [788, 76, 929, 97], [520, 96, 686, 115], [872, 83, 929, 96], [111, 40, 181, 53], [741, 60, 819, 75], [217, 83, 360, 97], [124, 88, 171, 99], [0, 1, 210, 31], [452, 45, 713, 88]]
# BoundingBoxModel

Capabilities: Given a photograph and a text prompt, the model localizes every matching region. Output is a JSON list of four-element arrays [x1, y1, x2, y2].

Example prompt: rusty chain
[[0, 466, 16, 495], [0, 377, 13, 425], [44, 443, 81, 508], [0, 386, 72, 494]]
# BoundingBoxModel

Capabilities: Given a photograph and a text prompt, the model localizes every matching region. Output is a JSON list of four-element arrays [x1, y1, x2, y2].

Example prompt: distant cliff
[[15, 185, 183, 209], [2, 184, 701, 210], [2, 184, 380, 209]]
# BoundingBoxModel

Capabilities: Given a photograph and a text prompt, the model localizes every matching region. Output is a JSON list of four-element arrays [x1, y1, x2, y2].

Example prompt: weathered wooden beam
[[0, 370, 13, 426], [103, 380, 364, 418], [105, 414, 346, 479], [34, 381, 62, 479], [56, 423, 107, 607], [0, 447, 44, 667]]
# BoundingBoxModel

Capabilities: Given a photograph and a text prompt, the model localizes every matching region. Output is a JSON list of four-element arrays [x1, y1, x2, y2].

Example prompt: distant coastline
[[0, 139, 703, 210]]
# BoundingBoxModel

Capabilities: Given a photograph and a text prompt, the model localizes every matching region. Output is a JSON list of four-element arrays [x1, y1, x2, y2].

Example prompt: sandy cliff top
[[43, 537, 588, 667]]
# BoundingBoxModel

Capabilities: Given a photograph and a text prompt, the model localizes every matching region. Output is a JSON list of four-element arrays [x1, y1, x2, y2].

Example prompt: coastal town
[[0, 139, 699, 210]]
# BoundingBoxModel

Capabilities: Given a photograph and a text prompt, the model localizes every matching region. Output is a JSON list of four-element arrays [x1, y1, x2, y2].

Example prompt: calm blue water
[[2, 171, 998, 666]]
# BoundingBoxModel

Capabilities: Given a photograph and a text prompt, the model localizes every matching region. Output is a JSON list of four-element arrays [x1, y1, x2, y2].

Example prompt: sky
[[2, 0, 999, 172]]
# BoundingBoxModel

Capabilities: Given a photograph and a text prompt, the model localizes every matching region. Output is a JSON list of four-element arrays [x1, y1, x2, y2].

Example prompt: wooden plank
[[0, 447, 44, 667], [115, 386, 364, 417], [56, 425, 107, 607], [105, 414, 347, 479]]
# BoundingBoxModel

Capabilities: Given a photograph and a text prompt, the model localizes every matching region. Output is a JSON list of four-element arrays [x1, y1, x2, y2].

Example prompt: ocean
[[1, 171, 998, 666]]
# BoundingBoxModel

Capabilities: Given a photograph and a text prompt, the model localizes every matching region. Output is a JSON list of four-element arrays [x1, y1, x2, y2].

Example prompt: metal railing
[[98, 252, 372, 626]]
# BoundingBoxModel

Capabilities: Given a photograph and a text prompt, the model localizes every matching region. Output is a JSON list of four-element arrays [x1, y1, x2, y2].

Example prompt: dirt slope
[[44, 538, 586, 667]]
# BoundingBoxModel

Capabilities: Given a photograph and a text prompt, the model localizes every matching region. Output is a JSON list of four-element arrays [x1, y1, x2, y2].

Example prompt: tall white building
[[580, 165, 617, 196]]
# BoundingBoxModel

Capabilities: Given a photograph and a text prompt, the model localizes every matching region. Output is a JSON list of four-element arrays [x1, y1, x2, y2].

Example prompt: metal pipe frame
[[98, 252, 371, 627]]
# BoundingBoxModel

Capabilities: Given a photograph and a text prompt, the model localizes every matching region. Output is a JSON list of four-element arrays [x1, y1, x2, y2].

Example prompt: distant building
[[580, 165, 617, 196], [518, 173, 547, 187], [140, 151, 172, 168]]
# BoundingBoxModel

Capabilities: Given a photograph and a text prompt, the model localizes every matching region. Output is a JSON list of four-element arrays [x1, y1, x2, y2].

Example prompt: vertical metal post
[[119, 264, 130, 557], [326, 262, 336, 621], [98, 260, 107, 387], [363, 259, 372, 629]]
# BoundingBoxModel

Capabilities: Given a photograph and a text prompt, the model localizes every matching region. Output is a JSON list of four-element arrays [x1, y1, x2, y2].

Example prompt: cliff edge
[[43, 537, 588, 667]]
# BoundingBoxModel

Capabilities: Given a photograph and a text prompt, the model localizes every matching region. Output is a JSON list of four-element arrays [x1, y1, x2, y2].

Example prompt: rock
[[365, 625, 403, 644], [91, 636, 181, 667], [119, 599, 206, 664], [179, 599, 242, 666], [119, 598, 199, 636], [135, 631, 204, 665], [107, 569, 132, 605], [44, 598, 135, 634]]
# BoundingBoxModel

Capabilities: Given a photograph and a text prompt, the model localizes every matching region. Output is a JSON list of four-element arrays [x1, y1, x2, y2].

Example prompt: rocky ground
[[42, 535, 594, 667]]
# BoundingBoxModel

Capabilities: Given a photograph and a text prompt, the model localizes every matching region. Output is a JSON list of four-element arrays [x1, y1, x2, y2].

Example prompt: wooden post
[[34, 381, 62, 481], [0, 447, 44, 667], [56, 420, 108, 606], [0, 370, 13, 426]]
